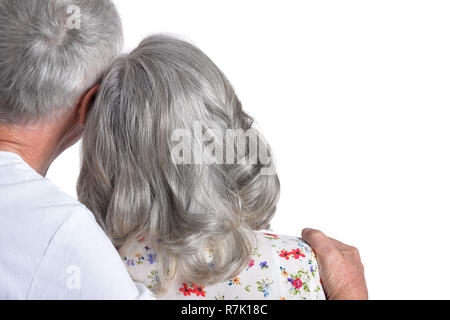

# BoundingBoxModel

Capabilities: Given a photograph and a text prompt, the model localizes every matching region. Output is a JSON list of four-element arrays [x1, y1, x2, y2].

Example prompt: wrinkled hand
[[302, 228, 368, 300]]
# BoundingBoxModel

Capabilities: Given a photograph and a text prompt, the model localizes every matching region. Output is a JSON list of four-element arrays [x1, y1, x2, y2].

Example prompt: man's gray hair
[[77, 34, 280, 292], [0, 0, 123, 123]]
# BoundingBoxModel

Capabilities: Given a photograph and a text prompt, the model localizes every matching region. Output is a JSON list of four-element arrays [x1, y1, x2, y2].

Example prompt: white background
[[48, 0, 450, 299]]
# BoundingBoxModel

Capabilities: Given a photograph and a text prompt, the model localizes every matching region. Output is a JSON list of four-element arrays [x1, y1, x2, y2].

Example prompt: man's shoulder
[[0, 156, 95, 224], [30, 177, 95, 222], [0, 152, 98, 250], [0, 155, 100, 299]]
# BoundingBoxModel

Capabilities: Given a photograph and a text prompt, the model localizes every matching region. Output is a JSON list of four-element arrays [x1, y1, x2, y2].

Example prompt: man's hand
[[302, 228, 368, 300]]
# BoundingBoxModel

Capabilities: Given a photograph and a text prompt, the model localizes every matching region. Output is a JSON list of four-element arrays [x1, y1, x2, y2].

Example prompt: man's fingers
[[328, 237, 361, 259], [301, 228, 338, 257], [328, 237, 352, 251], [302, 229, 360, 260]]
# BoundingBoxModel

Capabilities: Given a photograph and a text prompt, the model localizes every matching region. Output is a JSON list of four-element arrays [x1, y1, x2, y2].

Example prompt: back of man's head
[[0, 0, 123, 124]]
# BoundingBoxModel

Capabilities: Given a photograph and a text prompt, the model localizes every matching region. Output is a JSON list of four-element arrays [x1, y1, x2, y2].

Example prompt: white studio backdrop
[[48, 0, 450, 299]]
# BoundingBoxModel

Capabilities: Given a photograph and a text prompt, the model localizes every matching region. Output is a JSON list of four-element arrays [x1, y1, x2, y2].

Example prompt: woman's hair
[[77, 34, 280, 292]]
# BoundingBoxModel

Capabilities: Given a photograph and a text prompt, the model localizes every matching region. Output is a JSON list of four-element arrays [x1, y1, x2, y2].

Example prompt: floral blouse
[[119, 231, 326, 300]]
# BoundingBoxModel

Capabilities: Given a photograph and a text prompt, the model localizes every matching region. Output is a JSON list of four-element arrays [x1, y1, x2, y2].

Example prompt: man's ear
[[77, 84, 99, 125]]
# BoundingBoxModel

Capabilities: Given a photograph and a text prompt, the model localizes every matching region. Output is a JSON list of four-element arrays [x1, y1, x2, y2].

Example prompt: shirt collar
[[0, 151, 25, 162]]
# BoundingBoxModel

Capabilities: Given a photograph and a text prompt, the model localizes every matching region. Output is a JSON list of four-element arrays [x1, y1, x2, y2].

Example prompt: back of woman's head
[[77, 34, 280, 291]]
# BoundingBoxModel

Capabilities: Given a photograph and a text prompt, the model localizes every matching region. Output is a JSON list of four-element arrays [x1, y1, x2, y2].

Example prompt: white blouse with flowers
[[119, 231, 326, 300]]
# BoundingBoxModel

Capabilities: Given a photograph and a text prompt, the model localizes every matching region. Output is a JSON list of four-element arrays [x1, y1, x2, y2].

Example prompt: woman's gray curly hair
[[77, 34, 280, 291]]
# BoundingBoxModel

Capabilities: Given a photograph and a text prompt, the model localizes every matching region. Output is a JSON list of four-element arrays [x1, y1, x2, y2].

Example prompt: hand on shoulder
[[302, 228, 368, 300]]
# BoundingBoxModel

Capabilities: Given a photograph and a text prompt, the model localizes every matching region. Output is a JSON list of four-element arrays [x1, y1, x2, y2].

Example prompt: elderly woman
[[77, 34, 325, 300]]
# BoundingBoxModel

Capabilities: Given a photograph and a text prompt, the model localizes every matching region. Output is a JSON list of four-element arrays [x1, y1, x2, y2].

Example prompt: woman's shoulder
[[255, 231, 315, 261], [118, 231, 326, 300], [119, 231, 316, 267], [252, 231, 325, 299]]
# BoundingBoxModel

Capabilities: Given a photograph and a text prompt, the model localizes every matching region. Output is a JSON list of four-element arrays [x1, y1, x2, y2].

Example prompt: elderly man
[[0, 0, 154, 300], [0, 0, 367, 300]]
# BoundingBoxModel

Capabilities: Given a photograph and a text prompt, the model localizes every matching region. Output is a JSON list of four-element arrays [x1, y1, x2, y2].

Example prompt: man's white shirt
[[0, 151, 154, 299]]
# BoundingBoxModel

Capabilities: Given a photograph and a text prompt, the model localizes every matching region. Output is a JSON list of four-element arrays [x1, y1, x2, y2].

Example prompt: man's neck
[[0, 123, 65, 176]]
